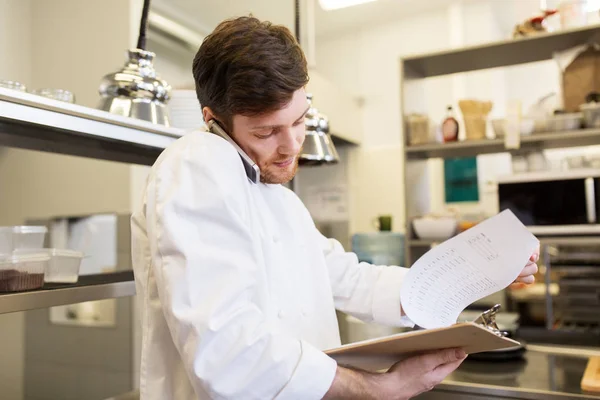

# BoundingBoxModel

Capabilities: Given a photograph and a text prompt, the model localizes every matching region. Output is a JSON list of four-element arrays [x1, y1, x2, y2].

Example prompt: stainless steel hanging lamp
[[98, 0, 171, 126], [300, 94, 340, 165], [295, 0, 339, 165]]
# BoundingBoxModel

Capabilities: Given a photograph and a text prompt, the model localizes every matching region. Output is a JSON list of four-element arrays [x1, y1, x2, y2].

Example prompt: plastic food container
[[463, 115, 487, 140], [407, 114, 430, 145], [546, 113, 582, 132], [0, 253, 49, 292], [15, 248, 83, 283], [0, 226, 48, 255], [580, 103, 600, 128], [491, 118, 535, 137]]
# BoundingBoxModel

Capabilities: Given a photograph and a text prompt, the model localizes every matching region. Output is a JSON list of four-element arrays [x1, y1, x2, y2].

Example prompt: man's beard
[[260, 156, 299, 184]]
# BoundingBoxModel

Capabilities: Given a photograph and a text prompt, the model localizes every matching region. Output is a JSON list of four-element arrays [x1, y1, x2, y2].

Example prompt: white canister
[[559, 1, 588, 29]]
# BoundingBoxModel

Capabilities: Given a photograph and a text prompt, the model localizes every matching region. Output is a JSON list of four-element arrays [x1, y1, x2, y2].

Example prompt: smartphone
[[207, 119, 260, 184]]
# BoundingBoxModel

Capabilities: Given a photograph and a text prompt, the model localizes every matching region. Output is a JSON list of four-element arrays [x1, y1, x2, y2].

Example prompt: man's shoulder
[[152, 130, 247, 186], [158, 130, 238, 165]]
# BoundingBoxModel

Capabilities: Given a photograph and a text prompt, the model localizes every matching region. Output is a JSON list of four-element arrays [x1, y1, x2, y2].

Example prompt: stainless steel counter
[[418, 346, 600, 399]]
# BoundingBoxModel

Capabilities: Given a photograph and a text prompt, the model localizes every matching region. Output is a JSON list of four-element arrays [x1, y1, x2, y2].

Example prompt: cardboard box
[[563, 47, 600, 113]]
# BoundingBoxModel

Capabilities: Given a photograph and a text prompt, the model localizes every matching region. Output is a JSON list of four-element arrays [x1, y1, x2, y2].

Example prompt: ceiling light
[[319, 0, 377, 11]]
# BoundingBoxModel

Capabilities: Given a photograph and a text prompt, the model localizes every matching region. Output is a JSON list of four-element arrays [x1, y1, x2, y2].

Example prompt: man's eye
[[256, 129, 278, 139]]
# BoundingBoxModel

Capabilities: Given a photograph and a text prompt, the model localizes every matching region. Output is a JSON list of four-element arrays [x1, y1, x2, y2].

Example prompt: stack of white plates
[[169, 90, 204, 131]]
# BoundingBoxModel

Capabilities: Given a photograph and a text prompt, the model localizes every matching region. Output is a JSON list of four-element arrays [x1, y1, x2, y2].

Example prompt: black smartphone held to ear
[[207, 119, 260, 184]]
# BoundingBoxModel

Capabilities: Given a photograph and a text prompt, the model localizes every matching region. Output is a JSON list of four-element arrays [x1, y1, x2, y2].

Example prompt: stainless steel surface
[[527, 344, 600, 358], [99, 49, 171, 126], [403, 23, 600, 79], [299, 93, 339, 165], [0, 88, 179, 165], [405, 128, 600, 159], [428, 349, 600, 399], [0, 279, 135, 314], [497, 169, 600, 183]]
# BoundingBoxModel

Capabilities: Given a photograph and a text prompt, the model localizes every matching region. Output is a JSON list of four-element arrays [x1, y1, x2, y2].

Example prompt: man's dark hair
[[192, 16, 308, 131]]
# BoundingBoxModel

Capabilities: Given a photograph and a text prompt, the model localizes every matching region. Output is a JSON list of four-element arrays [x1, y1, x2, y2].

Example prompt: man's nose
[[278, 127, 303, 155]]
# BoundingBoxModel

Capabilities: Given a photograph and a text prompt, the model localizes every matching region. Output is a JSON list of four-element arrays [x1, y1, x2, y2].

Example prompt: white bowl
[[412, 217, 457, 240], [491, 119, 535, 137]]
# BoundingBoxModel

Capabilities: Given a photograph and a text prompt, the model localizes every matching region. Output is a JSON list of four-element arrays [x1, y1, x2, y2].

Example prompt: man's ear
[[202, 107, 216, 123]]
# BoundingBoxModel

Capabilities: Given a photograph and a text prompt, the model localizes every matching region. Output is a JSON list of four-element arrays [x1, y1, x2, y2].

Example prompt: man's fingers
[[420, 348, 465, 370], [519, 263, 538, 277], [429, 357, 466, 383], [516, 275, 535, 284], [529, 245, 540, 262]]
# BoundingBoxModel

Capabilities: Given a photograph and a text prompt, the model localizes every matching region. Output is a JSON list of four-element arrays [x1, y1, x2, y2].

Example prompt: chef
[[130, 16, 539, 400]]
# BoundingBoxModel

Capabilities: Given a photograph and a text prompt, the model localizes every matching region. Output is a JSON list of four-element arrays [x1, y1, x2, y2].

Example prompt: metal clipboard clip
[[473, 304, 507, 337]]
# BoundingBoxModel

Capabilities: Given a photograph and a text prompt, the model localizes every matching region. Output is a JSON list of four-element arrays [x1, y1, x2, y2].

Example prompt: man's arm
[[317, 231, 413, 327]]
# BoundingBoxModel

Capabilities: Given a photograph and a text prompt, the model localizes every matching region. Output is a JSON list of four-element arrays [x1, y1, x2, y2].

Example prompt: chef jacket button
[[278, 309, 286, 319], [301, 309, 307, 317], [272, 235, 280, 243]]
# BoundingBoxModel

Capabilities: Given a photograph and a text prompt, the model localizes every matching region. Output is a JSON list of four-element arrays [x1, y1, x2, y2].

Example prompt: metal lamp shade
[[98, 49, 171, 126], [299, 94, 339, 166]]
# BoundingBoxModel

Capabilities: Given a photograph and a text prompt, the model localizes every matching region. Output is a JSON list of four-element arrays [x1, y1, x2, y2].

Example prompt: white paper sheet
[[400, 210, 539, 329]]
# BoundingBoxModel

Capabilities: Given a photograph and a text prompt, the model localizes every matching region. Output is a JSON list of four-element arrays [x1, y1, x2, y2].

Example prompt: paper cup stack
[[169, 90, 204, 131]]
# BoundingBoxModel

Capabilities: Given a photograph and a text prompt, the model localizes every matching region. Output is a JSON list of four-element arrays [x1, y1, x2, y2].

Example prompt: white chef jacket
[[131, 130, 413, 400]]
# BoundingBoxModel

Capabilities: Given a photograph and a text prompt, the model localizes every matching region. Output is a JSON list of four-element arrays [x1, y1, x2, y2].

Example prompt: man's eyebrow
[[250, 106, 310, 130]]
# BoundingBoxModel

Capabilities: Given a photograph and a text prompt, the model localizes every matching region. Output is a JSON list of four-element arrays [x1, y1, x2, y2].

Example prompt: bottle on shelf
[[442, 105, 459, 143]]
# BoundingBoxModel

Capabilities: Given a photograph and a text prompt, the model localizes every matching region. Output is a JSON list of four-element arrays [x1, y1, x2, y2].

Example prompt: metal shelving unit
[[405, 128, 600, 159], [0, 87, 357, 167], [0, 89, 184, 313], [0, 272, 135, 314], [400, 24, 600, 267], [403, 23, 600, 78]]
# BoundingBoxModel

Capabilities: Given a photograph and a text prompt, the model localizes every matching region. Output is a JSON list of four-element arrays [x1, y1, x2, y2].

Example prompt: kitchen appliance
[[497, 169, 600, 235], [98, 0, 171, 126]]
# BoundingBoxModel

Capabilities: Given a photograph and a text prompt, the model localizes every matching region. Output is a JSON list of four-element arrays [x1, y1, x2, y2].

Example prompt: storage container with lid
[[0, 252, 49, 292], [546, 112, 582, 131], [15, 248, 84, 283], [406, 114, 431, 145], [580, 103, 600, 128], [0, 226, 48, 255]]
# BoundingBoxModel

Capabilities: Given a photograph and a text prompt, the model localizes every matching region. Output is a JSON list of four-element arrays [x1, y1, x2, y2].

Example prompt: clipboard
[[326, 305, 520, 372]]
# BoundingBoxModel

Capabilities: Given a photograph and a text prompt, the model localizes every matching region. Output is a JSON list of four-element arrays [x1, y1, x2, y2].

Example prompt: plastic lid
[[0, 226, 48, 234], [14, 248, 84, 258], [48, 249, 84, 258], [580, 102, 600, 110], [550, 112, 583, 119], [0, 253, 50, 265]]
